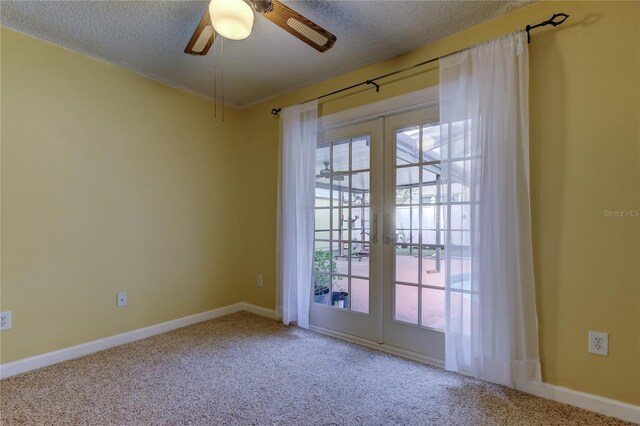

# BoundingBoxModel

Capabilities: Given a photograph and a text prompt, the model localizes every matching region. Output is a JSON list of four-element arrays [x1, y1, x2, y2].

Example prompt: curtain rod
[[270, 13, 569, 116]]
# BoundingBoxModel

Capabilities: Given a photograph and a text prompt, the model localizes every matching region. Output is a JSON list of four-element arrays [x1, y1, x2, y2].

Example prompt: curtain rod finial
[[525, 12, 569, 44], [550, 13, 570, 26]]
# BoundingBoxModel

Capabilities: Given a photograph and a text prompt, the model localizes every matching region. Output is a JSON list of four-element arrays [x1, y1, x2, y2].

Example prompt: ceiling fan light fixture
[[209, 0, 254, 41]]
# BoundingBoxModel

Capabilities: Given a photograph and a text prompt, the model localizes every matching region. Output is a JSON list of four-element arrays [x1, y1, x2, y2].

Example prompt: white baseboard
[[1, 304, 636, 423], [240, 302, 278, 320], [309, 325, 639, 423], [516, 381, 640, 424], [0, 302, 276, 380], [308, 324, 445, 368]]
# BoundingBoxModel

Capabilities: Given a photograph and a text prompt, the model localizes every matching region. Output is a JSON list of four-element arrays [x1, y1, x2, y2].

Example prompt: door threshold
[[308, 323, 444, 368]]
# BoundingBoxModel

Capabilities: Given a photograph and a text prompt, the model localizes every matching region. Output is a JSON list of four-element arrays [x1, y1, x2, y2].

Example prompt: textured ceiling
[[1, 0, 529, 108]]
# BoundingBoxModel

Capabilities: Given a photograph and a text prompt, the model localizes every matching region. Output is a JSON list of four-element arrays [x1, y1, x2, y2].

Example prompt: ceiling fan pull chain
[[213, 32, 217, 119], [221, 37, 225, 122]]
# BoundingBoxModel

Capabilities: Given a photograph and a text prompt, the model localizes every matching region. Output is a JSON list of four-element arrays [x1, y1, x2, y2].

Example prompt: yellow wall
[[238, 1, 639, 405], [0, 28, 245, 363], [1, 0, 638, 407]]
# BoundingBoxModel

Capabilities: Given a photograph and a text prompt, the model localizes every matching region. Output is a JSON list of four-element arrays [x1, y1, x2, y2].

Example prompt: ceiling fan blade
[[184, 10, 216, 56], [261, 0, 336, 53]]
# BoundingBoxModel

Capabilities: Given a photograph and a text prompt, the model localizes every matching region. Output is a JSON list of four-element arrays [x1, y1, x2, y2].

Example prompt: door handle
[[386, 233, 399, 244], [383, 214, 390, 245]]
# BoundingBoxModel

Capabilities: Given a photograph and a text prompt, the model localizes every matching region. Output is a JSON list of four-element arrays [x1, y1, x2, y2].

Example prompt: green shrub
[[314, 249, 339, 295]]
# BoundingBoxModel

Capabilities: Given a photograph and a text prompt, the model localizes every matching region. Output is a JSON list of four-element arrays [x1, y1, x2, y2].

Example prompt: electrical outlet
[[0, 311, 12, 331], [116, 292, 127, 308], [257, 275, 264, 287], [588, 331, 608, 356]]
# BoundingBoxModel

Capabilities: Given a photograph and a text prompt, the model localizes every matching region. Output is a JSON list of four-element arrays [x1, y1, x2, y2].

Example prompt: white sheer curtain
[[440, 32, 541, 387], [276, 100, 318, 329]]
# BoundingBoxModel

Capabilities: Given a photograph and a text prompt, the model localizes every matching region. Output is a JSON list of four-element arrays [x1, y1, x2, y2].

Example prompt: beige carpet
[[0, 312, 632, 425]]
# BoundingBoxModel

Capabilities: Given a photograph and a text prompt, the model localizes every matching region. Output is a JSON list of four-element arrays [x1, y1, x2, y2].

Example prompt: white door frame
[[310, 86, 443, 365], [319, 86, 438, 131], [309, 120, 383, 342], [382, 106, 444, 361]]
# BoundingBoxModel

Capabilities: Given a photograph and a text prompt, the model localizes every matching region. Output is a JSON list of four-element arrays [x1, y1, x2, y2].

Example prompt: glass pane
[[450, 270, 471, 292], [421, 288, 445, 329], [331, 276, 349, 309], [315, 240, 330, 250], [448, 238, 471, 263], [446, 160, 473, 203], [342, 210, 354, 241], [315, 144, 331, 177], [395, 206, 409, 244], [351, 171, 370, 206], [314, 208, 330, 232], [422, 247, 445, 287], [449, 204, 470, 231], [349, 243, 369, 278], [449, 120, 467, 159], [396, 187, 411, 205], [395, 245, 418, 284], [332, 139, 350, 172], [358, 207, 371, 242], [395, 284, 418, 324], [396, 126, 420, 165], [339, 225, 350, 243], [350, 208, 368, 241], [351, 278, 369, 314], [394, 186, 418, 205], [331, 180, 349, 207], [421, 123, 441, 162], [334, 243, 349, 275], [396, 166, 420, 188], [421, 230, 445, 246], [331, 208, 341, 231], [315, 231, 330, 240], [314, 240, 333, 272], [315, 183, 331, 206], [332, 275, 349, 293], [313, 241, 336, 273], [448, 256, 467, 283], [332, 208, 349, 242], [421, 183, 438, 204], [421, 205, 436, 230], [422, 164, 442, 205], [448, 230, 470, 248], [422, 164, 441, 185], [351, 136, 370, 171], [411, 206, 419, 244], [313, 273, 331, 305], [395, 207, 418, 245], [421, 205, 444, 246]]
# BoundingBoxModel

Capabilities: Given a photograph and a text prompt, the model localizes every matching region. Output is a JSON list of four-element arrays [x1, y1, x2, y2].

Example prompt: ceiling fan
[[316, 162, 345, 181], [185, 0, 337, 56]]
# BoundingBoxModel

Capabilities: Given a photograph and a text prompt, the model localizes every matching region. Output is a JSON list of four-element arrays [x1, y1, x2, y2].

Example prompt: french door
[[310, 107, 444, 361], [309, 121, 383, 342], [382, 108, 445, 360]]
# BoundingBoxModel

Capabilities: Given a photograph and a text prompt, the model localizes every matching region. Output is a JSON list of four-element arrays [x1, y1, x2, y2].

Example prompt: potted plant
[[313, 249, 338, 305]]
